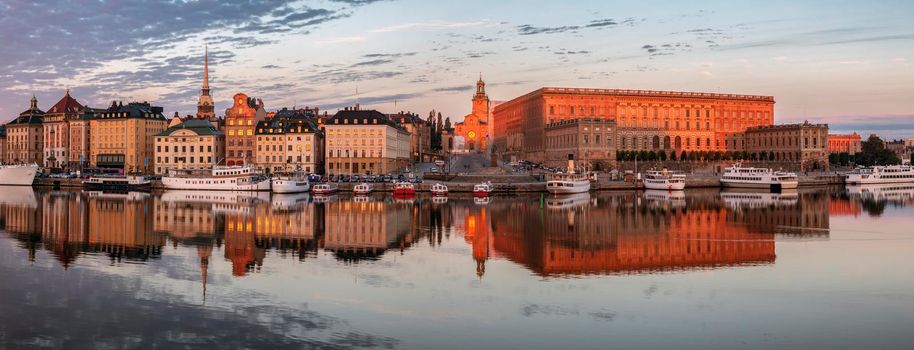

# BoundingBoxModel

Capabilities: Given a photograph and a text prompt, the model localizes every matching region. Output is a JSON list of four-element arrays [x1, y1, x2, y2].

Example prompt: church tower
[[196, 46, 215, 119], [472, 74, 489, 118]]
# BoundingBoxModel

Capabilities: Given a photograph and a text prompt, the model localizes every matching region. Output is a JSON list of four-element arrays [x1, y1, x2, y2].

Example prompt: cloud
[[370, 21, 484, 33], [363, 52, 417, 58], [432, 85, 473, 93], [586, 19, 618, 28], [350, 59, 394, 67], [517, 24, 580, 35], [641, 42, 691, 56]]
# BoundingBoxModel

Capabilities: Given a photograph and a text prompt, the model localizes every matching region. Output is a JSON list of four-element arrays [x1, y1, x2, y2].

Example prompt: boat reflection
[[0, 187, 856, 279]]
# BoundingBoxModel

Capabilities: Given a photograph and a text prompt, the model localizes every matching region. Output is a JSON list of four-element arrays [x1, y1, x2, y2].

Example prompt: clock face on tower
[[468, 131, 476, 139]]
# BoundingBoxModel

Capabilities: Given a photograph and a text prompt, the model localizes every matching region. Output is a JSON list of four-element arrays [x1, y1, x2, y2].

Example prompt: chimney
[[567, 154, 575, 174]]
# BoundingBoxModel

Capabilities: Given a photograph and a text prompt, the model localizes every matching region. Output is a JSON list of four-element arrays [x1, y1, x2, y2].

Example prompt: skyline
[[1, 0, 912, 138]]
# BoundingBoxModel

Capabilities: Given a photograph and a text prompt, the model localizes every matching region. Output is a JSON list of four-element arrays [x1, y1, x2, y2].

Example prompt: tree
[[648, 151, 657, 161], [858, 135, 901, 166], [838, 152, 850, 166], [680, 151, 688, 162], [910, 152, 913, 165], [616, 151, 623, 162], [669, 151, 677, 161], [828, 153, 838, 164], [658, 150, 667, 161]]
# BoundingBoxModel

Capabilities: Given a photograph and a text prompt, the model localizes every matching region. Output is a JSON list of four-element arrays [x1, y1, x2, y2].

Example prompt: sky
[[0, 0, 912, 138]]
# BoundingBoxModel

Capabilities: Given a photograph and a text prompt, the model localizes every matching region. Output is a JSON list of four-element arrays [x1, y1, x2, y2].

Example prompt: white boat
[[83, 175, 151, 191], [643, 189, 686, 203], [473, 196, 491, 205], [430, 183, 448, 196], [846, 183, 914, 203], [431, 196, 448, 204], [846, 165, 914, 185], [720, 164, 798, 191], [0, 163, 38, 186], [312, 182, 338, 195], [162, 166, 271, 191], [642, 169, 686, 191], [472, 181, 493, 197], [271, 171, 310, 194], [720, 190, 799, 209], [353, 182, 373, 195], [546, 172, 591, 194]]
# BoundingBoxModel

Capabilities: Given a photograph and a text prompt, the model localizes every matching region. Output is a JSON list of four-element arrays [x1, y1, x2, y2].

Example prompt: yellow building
[[324, 108, 411, 175], [255, 112, 323, 174], [154, 119, 225, 175], [5, 96, 44, 164], [89, 101, 167, 173]]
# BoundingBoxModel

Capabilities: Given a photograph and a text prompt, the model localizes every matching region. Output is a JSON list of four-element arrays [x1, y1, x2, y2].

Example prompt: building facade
[[744, 122, 829, 170], [89, 101, 167, 173], [6, 96, 44, 164], [224, 93, 266, 166], [544, 118, 618, 169], [323, 108, 410, 175], [42, 90, 84, 169], [255, 111, 323, 174], [493, 87, 774, 162], [827, 132, 862, 154], [154, 119, 225, 175], [454, 77, 490, 153], [389, 112, 431, 162], [68, 108, 97, 170]]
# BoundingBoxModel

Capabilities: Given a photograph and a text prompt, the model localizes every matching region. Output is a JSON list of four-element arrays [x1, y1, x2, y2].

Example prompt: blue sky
[[1, 0, 912, 138]]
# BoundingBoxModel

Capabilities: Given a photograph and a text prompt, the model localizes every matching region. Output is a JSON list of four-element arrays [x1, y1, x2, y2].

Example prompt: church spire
[[203, 45, 210, 92], [476, 73, 485, 95]]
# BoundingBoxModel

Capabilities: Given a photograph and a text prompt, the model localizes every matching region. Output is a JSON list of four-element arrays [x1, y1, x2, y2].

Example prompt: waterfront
[[1, 186, 913, 349]]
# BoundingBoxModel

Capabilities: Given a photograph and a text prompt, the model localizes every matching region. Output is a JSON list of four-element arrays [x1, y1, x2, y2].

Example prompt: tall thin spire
[[203, 45, 210, 91]]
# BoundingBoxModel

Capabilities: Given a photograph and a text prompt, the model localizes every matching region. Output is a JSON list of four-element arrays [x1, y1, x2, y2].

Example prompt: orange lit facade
[[454, 77, 490, 152], [493, 88, 774, 162], [828, 132, 862, 154], [225, 93, 266, 166]]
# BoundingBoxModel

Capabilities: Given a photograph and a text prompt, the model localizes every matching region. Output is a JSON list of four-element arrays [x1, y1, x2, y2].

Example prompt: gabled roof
[[46, 90, 84, 115]]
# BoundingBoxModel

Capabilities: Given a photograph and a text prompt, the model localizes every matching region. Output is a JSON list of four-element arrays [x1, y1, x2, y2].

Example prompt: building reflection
[[0, 187, 845, 280], [472, 191, 833, 277]]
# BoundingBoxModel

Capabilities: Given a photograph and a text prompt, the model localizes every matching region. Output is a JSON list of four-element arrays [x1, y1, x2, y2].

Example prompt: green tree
[[669, 151, 677, 161], [648, 151, 658, 161], [680, 151, 688, 162], [658, 150, 667, 161], [616, 150, 623, 162], [838, 152, 850, 166], [858, 135, 901, 166]]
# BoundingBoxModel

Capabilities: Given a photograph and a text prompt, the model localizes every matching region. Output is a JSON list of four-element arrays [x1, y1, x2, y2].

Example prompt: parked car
[[351, 175, 360, 182], [382, 175, 392, 183]]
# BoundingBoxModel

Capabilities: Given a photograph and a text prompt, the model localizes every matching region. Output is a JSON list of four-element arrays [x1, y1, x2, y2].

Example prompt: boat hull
[[643, 180, 686, 191], [546, 180, 591, 194], [393, 189, 415, 196], [846, 177, 914, 185], [721, 180, 798, 191], [0, 164, 38, 186], [162, 177, 272, 191], [271, 179, 310, 194], [431, 190, 448, 196]]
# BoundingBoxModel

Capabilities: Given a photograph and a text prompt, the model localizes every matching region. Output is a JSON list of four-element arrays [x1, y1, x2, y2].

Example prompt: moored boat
[[271, 171, 310, 193], [83, 175, 151, 191], [430, 183, 448, 196], [353, 182, 373, 195], [162, 165, 271, 191], [642, 168, 686, 191], [472, 181, 493, 197], [846, 165, 914, 185], [546, 155, 591, 195], [312, 182, 339, 195], [719, 164, 798, 191], [393, 181, 416, 196], [0, 163, 39, 186]]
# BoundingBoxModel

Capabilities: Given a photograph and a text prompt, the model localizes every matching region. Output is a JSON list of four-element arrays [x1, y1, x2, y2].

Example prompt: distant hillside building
[[827, 132, 862, 154]]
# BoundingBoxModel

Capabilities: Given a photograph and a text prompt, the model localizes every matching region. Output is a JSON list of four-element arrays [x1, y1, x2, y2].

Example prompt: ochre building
[[493, 87, 774, 162], [89, 101, 167, 173]]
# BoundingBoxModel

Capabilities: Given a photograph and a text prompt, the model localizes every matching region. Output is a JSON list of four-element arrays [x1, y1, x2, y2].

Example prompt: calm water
[[1, 185, 913, 349]]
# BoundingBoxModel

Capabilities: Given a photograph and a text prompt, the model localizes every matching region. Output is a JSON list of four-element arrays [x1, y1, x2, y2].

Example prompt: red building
[[224, 93, 265, 166]]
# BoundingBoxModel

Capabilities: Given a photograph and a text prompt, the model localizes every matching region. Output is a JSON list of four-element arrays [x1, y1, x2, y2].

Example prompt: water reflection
[[0, 188, 858, 277], [2, 186, 913, 348]]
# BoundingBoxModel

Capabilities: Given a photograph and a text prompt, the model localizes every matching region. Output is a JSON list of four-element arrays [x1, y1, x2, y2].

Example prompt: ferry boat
[[546, 192, 591, 210], [0, 163, 38, 186], [83, 175, 151, 191], [353, 182, 373, 195], [845, 165, 914, 185], [430, 183, 449, 196], [642, 168, 686, 191], [393, 181, 416, 196], [271, 171, 310, 194], [546, 156, 591, 195], [312, 182, 339, 195], [162, 166, 271, 191], [472, 181, 493, 197], [719, 164, 798, 191]]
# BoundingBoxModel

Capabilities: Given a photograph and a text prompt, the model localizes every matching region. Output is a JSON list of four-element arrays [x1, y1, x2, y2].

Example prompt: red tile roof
[[46, 90, 84, 114]]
